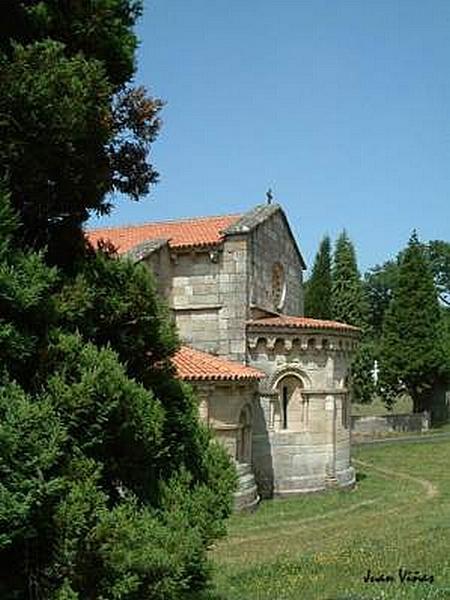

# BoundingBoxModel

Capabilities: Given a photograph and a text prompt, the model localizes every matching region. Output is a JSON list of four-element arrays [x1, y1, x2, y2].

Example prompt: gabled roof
[[224, 204, 306, 269], [223, 203, 280, 235], [86, 203, 306, 268], [172, 346, 264, 381], [87, 213, 242, 253], [125, 238, 169, 262], [247, 315, 360, 333]]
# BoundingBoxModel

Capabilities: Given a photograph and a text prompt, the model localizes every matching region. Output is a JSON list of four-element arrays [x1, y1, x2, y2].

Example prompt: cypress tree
[[332, 231, 375, 403], [332, 230, 366, 327], [379, 231, 447, 412], [304, 235, 332, 319]]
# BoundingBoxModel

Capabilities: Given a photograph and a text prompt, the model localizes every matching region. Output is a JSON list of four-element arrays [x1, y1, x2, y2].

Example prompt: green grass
[[205, 440, 450, 599], [430, 422, 450, 434]]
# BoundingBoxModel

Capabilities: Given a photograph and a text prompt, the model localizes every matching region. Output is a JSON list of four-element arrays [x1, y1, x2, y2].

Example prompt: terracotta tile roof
[[247, 315, 360, 333], [87, 213, 242, 254], [172, 346, 264, 381]]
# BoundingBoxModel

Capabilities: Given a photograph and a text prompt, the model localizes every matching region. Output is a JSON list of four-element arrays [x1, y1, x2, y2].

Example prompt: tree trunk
[[411, 388, 429, 414]]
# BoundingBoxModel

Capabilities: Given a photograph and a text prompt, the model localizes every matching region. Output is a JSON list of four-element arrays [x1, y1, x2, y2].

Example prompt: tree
[[0, 1, 162, 267], [364, 260, 399, 340], [442, 307, 450, 369], [304, 235, 332, 319], [0, 3, 236, 596], [331, 231, 374, 403], [428, 240, 450, 307], [379, 232, 447, 413], [332, 231, 366, 328], [0, 188, 236, 599], [363, 241, 450, 340]]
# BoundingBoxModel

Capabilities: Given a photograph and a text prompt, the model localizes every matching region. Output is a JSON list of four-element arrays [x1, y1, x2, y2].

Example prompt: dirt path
[[229, 459, 439, 547], [353, 458, 439, 499], [228, 499, 377, 545]]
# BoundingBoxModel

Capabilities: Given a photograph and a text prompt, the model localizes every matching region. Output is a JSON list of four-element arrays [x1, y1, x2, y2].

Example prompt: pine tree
[[304, 236, 332, 319], [379, 232, 447, 413]]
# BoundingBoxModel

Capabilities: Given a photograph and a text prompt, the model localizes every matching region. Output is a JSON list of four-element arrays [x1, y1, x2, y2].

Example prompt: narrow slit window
[[282, 386, 288, 430]]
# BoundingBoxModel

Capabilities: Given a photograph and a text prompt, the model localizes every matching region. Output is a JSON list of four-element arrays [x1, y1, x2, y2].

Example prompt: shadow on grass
[[355, 471, 367, 483], [429, 420, 450, 432]]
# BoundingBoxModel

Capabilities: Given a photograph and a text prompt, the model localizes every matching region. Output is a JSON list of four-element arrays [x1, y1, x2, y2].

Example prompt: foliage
[[0, 1, 162, 267], [349, 340, 376, 405], [330, 231, 374, 403], [304, 236, 332, 319], [428, 240, 450, 307], [0, 185, 58, 384], [441, 307, 450, 368], [1, 0, 143, 89], [364, 241, 450, 339], [379, 232, 447, 412], [362, 241, 450, 410], [0, 176, 235, 598], [363, 260, 399, 340], [331, 231, 366, 328], [0, 2, 236, 597], [56, 251, 178, 376]]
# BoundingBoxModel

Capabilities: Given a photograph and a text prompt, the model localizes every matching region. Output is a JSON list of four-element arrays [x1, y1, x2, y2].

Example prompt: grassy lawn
[[206, 440, 450, 599]]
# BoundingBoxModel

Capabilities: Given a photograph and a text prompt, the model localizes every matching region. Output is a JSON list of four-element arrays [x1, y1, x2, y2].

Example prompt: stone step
[[235, 461, 251, 476], [239, 473, 257, 491], [234, 462, 259, 512]]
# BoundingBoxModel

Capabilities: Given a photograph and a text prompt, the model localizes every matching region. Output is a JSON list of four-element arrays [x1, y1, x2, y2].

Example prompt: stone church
[[89, 203, 359, 509]]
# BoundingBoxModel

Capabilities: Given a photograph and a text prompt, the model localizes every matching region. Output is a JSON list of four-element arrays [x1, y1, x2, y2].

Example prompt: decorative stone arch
[[268, 366, 311, 431], [268, 364, 312, 391], [236, 403, 252, 464]]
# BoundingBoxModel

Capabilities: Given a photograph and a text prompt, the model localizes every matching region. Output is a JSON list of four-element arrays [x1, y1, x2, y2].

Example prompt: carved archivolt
[[268, 364, 312, 391]]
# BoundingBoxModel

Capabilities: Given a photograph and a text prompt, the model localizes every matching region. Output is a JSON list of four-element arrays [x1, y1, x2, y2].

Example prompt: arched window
[[275, 374, 305, 431]]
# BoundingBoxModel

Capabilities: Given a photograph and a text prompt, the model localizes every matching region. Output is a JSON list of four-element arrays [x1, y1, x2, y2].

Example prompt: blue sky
[[90, 0, 450, 273]]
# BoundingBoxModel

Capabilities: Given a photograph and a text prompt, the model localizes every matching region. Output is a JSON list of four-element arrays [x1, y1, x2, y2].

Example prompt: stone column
[[194, 384, 210, 425], [324, 394, 337, 484]]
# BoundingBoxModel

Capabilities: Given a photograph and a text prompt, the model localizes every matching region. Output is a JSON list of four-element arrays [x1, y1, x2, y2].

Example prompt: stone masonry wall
[[142, 245, 172, 301], [351, 412, 430, 435], [170, 250, 222, 354], [154, 239, 250, 362], [191, 381, 258, 461], [248, 211, 303, 316], [217, 235, 249, 362], [247, 328, 356, 496], [140, 208, 305, 363]]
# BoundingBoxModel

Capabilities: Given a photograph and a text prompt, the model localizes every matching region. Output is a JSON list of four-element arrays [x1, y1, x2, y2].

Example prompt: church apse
[[247, 319, 358, 496]]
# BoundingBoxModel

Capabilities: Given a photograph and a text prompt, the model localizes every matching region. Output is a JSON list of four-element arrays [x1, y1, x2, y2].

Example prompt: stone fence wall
[[351, 412, 430, 435]]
